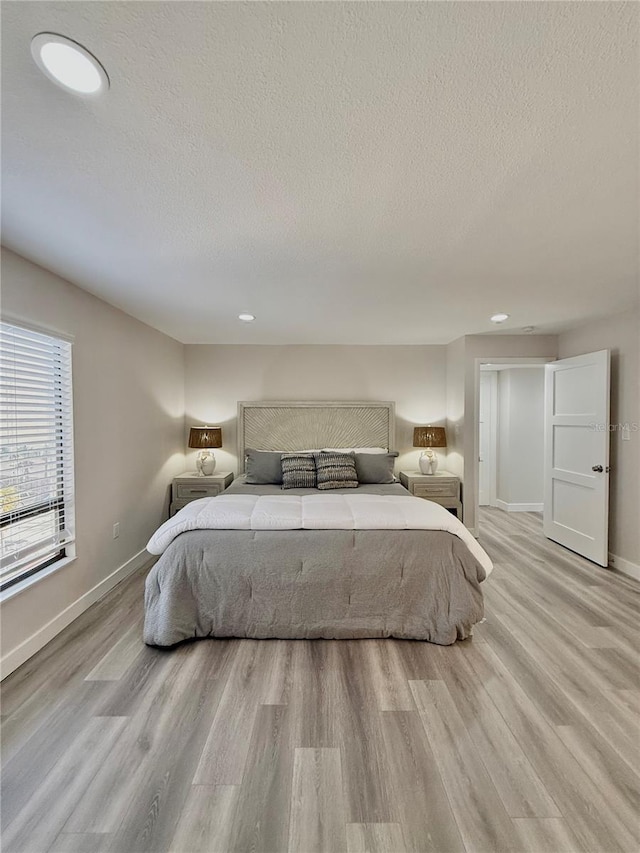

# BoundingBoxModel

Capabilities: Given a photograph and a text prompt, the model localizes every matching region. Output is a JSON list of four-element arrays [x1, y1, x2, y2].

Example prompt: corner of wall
[[445, 337, 466, 481]]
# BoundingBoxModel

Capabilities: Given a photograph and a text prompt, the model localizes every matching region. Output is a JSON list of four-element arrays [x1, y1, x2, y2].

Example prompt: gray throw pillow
[[314, 452, 359, 490], [245, 449, 283, 485], [354, 451, 399, 484], [281, 453, 317, 489]]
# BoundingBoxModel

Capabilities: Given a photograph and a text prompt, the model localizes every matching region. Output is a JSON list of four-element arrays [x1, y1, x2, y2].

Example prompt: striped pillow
[[281, 453, 317, 489], [314, 452, 359, 490]]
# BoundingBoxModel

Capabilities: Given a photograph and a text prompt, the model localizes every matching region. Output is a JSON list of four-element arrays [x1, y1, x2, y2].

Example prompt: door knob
[[592, 465, 603, 472]]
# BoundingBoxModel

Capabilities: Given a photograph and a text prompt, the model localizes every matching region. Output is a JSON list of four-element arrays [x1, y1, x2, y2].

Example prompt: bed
[[144, 401, 492, 646]]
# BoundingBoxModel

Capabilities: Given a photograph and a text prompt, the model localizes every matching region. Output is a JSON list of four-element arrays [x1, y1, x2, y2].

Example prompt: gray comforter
[[144, 480, 486, 646]]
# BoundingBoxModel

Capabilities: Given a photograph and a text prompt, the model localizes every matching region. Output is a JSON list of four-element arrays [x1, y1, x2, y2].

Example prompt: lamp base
[[419, 450, 438, 475], [196, 451, 216, 476]]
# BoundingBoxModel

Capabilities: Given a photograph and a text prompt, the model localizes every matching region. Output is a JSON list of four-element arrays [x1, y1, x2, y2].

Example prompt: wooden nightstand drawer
[[413, 481, 458, 498], [399, 470, 462, 520], [170, 472, 234, 516], [176, 483, 222, 500]]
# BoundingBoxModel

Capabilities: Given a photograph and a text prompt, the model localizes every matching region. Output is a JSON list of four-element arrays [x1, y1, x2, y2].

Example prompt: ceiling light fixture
[[238, 313, 256, 322], [490, 313, 510, 324], [31, 33, 109, 95]]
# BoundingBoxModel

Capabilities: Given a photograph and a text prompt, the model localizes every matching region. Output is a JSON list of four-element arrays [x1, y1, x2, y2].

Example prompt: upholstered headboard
[[237, 401, 395, 473]]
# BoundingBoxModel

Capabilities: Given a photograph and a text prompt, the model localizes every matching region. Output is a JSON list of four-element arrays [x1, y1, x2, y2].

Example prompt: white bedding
[[147, 493, 493, 575]]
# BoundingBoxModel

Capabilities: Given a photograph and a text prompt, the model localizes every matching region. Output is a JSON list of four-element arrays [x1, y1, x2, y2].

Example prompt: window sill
[[0, 555, 77, 604]]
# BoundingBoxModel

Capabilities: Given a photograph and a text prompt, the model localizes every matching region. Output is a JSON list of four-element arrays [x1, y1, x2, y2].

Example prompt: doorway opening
[[474, 357, 553, 536]]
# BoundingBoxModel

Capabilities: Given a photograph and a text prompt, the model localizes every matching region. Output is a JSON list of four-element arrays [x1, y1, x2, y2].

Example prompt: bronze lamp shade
[[189, 426, 222, 449], [413, 426, 447, 448]]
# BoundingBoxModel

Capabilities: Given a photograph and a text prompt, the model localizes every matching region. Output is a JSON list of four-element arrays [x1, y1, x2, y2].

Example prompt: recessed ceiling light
[[31, 33, 109, 95], [490, 313, 510, 324], [238, 313, 256, 322]]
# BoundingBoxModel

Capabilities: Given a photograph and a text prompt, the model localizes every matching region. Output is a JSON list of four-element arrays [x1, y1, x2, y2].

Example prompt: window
[[0, 321, 75, 590]]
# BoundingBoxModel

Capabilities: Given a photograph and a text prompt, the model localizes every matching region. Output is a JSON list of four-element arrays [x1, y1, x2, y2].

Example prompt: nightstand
[[399, 470, 462, 518], [170, 471, 234, 516]]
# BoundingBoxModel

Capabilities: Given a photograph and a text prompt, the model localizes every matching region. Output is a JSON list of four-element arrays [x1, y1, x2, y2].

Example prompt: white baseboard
[[608, 552, 640, 582], [1, 549, 149, 679], [495, 500, 544, 513]]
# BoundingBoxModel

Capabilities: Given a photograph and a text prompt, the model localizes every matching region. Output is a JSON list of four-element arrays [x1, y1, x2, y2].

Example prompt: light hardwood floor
[[1, 509, 639, 853]]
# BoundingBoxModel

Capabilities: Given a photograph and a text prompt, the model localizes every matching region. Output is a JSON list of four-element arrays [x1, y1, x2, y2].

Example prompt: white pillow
[[322, 447, 388, 454]]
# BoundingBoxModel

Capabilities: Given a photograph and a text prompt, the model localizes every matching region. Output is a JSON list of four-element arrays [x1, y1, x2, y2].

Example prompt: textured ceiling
[[1, 2, 638, 344]]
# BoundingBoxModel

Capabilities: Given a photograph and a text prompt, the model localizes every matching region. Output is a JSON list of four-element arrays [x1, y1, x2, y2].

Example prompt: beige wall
[[184, 345, 447, 475], [1, 249, 185, 674], [558, 309, 640, 568], [445, 336, 466, 481]]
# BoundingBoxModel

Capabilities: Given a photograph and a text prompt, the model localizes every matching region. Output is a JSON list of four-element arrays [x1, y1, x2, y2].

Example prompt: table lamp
[[413, 426, 447, 475], [189, 426, 222, 476]]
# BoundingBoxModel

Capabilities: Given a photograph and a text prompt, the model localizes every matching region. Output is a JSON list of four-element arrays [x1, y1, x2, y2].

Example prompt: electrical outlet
[[113, 522, 120, 539], [622, 426, 631, 441]]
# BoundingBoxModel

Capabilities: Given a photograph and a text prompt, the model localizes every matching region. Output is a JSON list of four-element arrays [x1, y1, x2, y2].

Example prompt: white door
[[543, 350, 610, 566], [479, 371, 497, 506]]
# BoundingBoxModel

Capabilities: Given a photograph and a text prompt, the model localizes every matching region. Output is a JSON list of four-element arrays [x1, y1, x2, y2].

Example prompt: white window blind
[[0, 322, 75, 590]]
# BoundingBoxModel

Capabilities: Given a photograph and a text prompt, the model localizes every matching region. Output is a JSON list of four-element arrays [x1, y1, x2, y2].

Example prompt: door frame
[[479, 369, 498, 507], [473, 357, 555, 535]]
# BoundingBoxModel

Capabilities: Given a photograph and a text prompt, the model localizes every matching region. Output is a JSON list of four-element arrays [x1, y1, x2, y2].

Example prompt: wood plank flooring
[[1, 508, 638, 853]]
